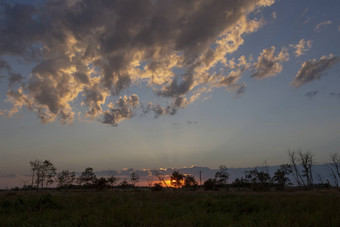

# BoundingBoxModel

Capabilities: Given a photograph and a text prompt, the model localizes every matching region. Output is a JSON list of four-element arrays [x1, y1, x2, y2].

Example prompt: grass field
[[1, 189, 340, 226]]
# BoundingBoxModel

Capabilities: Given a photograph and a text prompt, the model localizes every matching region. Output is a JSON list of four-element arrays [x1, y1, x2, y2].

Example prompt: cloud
[[0, 59, 10, 71], [102, 94, 139, 126], [314, 20, 332, 32], [6, 87, 33, 118], [0, 59, 23, 85], [251, 46, 289, 79], [207, 55, 250, 95], [186, 120, 198, 125], [236, 83, 247, 95], [0, 0, 275, 125], [291, 54, 340, 87], [272, 12, 277, 20], [301, 8, 310, 24], [301, 8, 309, 17], [8, 72, 23, 86], [303, 17, 311, 24], [330, 92, 340, 98], [0, 60, 9, 83], [142, 102, 177, 118], [291, 39, 312, 57], [305, 90, 318, 98]]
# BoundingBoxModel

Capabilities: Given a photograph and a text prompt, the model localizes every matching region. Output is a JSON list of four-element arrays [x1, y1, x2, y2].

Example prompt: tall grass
[[1, 190, 340, 226]]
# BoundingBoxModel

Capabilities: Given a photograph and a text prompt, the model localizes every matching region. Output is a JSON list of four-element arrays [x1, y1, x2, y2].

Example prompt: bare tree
[[315, 173, 324, 185], [152, 170, 169, 189], [42, 160, 57, 188], [298, 151, 314, 187], [328, 153, 340, 187], [29, 160, 40, 188], [288, 150, 305, 187], [288, 150, 315, 188]]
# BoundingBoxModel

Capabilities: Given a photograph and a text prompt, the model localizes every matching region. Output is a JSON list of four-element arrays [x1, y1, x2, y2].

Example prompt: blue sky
[[0, 0, 340, 183]]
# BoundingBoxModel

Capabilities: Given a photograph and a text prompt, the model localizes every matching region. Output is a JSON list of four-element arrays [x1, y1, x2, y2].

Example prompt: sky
[[0, 0, 340, 187]]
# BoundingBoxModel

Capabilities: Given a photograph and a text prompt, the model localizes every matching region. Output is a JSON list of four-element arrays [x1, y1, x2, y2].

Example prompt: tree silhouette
[[288, 150, 305, 187], [57, 170, 75, 189], [25, 151, 340, 191], [232, 177, 250, 188], [203, 178, 218, 190], [130, 171, 139, 186], [42, 160, 57, 188], [78, 167, 97, 186], [272, 164, 292, 190], [119, 179, 131, 189], [184, 175, 198, 188], [29, 159, 56, 190], [151, 170, 169, 188], [170, 171, 184, 188], [215, 165, 229, 185], [95, 177, 108, 190], [245, 167, 271, 191], [29, 160, 40, 188], [107, 176, 119, 187], [152, 183, 163, 191], [298, 151, 314, 187], [106, 170, 119, 187], [328, 153, 340, 187]]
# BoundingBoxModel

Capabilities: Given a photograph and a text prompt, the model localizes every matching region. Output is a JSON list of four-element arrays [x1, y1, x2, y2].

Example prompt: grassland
[[1, 189, 340, 226]]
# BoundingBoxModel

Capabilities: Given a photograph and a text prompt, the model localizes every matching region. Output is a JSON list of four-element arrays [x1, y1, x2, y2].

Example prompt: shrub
[[152, 183, 163, 191]]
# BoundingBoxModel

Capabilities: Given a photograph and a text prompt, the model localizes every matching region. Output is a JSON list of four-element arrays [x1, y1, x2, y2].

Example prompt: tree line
[[22, 150, 340, 191]]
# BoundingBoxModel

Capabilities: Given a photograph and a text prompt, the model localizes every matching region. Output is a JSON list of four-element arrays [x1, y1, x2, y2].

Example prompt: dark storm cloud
[[0, 2, 45, 57], [0, 0, 275, 125]]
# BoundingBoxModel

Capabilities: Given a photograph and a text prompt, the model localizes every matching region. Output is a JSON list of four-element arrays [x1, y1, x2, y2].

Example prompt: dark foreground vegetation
[[1, 190, 340, 226], [2, 150, 340, 226]]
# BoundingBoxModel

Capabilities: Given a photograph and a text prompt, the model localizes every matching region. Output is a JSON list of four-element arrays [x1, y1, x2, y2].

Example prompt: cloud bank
[[0, 0, 276, 125]]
